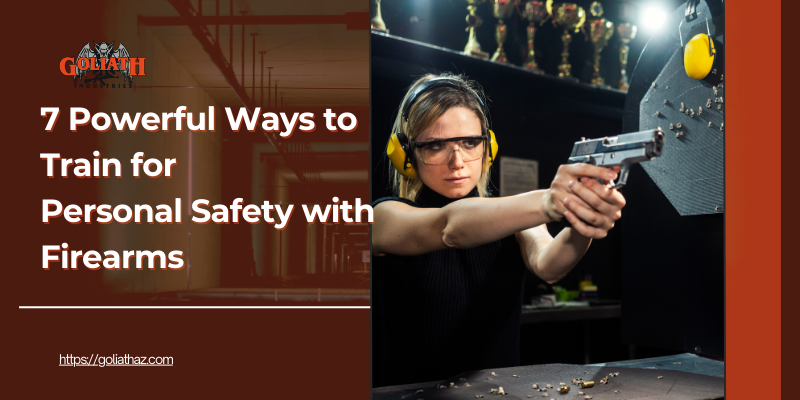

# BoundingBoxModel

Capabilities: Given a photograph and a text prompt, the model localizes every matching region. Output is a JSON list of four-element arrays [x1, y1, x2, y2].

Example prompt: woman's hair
[[390, 73, 492, 200]]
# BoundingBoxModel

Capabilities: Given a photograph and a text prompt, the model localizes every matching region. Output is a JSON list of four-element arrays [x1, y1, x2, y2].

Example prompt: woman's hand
[[541, 163, 626, 239]]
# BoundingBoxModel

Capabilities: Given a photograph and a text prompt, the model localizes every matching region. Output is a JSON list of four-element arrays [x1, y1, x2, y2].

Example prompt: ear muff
[[486, 129, 498, 168], [679, 12, 721, 81], [387, 131, 415, 178], [387, 129, 499, 179], [684, 33, 716, 80]]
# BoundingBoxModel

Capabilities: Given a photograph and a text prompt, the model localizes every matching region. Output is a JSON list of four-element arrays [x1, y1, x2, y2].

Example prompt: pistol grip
[[592, 177, 607, 186], [611, 164, 631, 189], [562, 163, 630, 230], [559, 215, 593, 231]]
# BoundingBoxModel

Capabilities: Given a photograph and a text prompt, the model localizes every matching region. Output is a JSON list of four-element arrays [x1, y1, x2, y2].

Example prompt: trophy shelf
[[371, 30, 628, 118]]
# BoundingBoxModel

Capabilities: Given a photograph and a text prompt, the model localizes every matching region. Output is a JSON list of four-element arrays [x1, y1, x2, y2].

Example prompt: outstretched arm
[[517, 172, 626, 283], [517, 225, 591, 284], [373, 163, 623, 257], [372, 190, 552, 256]]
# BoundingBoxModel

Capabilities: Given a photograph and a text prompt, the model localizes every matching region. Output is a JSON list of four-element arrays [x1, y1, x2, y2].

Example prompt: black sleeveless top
[[372, 186, 526, 387]]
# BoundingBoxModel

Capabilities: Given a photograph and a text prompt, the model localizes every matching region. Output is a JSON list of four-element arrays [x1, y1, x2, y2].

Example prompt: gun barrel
[[646, 129, 665, 158]]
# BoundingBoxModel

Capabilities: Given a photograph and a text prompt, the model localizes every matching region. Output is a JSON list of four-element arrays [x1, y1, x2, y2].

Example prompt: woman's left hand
[[563, 176, 626, 239]]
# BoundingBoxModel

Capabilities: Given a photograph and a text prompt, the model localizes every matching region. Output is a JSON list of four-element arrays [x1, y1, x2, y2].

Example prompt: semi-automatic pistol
[[567, 128, 665, 189]]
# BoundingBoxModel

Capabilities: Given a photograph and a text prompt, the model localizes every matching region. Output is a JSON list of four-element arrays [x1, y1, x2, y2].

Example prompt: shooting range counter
[[372, 354, 723, 400]]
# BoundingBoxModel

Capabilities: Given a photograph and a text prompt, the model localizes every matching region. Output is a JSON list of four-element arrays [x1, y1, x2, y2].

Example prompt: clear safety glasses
[[411, 135, 487, 165]]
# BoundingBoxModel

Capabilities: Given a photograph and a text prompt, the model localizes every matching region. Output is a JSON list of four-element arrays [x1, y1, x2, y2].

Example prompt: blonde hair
[[390, 73, 493, 201]]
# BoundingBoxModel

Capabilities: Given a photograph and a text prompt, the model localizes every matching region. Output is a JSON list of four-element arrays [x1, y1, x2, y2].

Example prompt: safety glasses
[[411, 135, 487, 165]]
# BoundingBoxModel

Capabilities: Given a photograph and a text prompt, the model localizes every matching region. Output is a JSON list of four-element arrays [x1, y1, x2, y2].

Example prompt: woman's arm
[[517, 172, 626, 283], [373, 163, 623, 257], [516, 225, 591, 284], [372, 190, 551, 256]]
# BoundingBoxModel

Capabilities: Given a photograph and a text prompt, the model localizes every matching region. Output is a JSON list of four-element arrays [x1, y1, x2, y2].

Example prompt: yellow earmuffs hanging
[[386, 77, 499, 178], [679, 3, 719, 81]]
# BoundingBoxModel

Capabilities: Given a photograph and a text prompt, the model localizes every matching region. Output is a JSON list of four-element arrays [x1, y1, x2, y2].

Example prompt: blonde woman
[[371, 73, 625, 386]]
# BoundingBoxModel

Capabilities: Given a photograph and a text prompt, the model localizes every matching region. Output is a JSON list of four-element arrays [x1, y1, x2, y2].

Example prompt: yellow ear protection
[[386, 77, 499, 178], [679, 3, 720, 81]]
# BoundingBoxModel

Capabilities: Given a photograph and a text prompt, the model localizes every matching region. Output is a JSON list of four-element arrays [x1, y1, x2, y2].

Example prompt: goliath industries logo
[[59, 41, 146, 89]]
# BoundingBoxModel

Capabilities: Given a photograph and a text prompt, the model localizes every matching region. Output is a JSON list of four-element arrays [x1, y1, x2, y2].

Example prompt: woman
[[371, 73, 625, 386]]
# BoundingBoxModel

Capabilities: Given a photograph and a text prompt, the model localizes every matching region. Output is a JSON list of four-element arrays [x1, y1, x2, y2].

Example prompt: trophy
[[521, 1, 549, 72], [370, 0, 388, 33], [465, 0, 490, 59], [617, 22, 637, 91], [546, 0, 586, 79], [587, 2, 614, 85], [490, 0, 514, 63]]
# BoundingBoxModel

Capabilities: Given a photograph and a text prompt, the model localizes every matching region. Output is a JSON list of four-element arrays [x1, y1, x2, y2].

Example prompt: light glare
[[641, 5, 668, 33]]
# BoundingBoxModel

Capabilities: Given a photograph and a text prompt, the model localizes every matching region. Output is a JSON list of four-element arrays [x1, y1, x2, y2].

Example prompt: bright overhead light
[[640, 5, 668, 33]]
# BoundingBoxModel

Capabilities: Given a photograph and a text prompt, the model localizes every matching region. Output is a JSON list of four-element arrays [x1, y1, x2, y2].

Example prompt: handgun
[[567, 128, 665, 189]]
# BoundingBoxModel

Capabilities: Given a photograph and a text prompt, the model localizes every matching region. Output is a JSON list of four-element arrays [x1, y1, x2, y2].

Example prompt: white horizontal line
[[21, 306, 369, 309]]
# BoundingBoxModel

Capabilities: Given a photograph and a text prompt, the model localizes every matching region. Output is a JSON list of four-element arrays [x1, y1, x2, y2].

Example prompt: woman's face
[[415, 106, 484, 199]]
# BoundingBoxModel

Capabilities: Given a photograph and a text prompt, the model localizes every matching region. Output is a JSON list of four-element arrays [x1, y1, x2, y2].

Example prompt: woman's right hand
[[542, 163, 621, 224]]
